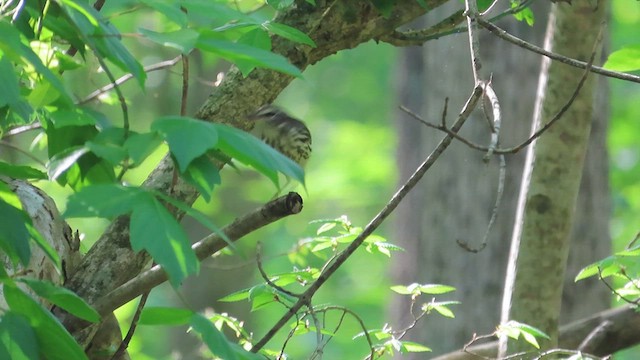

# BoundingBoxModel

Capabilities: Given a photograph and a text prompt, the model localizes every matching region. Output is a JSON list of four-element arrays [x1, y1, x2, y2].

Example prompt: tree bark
[[499, 0, 607, 355], [390, 2, 610, 357]]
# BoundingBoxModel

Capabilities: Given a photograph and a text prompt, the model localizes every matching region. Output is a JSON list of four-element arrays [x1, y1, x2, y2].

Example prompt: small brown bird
[[249, 105, 312, 168]]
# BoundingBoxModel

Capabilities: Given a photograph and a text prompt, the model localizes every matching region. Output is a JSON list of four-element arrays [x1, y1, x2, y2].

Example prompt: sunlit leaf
[[0, 312, 39, 360], [130, 197, 199, 287], [19, 279, 100, 323], [64, 184, 145, 218], [604, 45, 640, 72], [262, 22, 316, 47], [4, 285, 87, 360], [139, 307, 193, 326], [152, 116, 218, 173], [196, 34, 302, 77]]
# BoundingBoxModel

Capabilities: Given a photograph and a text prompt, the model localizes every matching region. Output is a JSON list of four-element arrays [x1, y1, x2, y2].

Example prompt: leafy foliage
[[0, 0, 315, 357]]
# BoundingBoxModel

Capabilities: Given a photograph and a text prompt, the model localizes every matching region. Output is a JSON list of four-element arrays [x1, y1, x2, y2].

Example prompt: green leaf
[[181, 154, 221, 202], [218, 288, 252, 302], [400, 341, 431, 353], [604, 45, 640, 72], [140, 0, 188, 27], [498, 320, 550, 349], [130, 197, 199, 287], [124, 131, 163, 166], [48, 108, 101, 128], [262, 22, 316, 47], [574, 256, 616, 281], [139, 28, 199, 54], [47, 146, 91, 181], [152, 116, 219, 173], [214, 123, 305, 186], [152, 191, 232, 250], [0, 55, 21, 107], [196, 34, 302, 77], [190, 313, 238, 360], [419, 284, 456, 295], [0, 312, 39, 360], [0, 22, 71, 104], [139, 307, 193, 326], [58, 0, 146, 87], [369, 0, 394, 17], [248, 285, 279, 311], [428, 301, 460, 318], [19, 279, 100, 323], [0, 199, 31, 266], [86, 141, 127, 166], [316, 222, 336, 235], [511, 1, 535, 26], [4, 285, 88, 360], [235, 28, 271, 75], [64, 184, 145, 218], [0, 162, 46, 180]]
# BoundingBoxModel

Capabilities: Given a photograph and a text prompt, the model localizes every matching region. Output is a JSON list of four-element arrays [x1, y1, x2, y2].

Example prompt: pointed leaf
[[19, 279, 99, 323], [130, 197, 199, 287], [152, 116, 219, 173], [4, 285, 87, 360]]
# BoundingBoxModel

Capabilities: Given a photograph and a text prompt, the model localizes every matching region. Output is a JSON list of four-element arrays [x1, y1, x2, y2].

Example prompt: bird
[[248, 105, 312, 168]]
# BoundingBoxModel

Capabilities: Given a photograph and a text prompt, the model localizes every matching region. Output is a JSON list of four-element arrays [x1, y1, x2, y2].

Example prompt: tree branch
[[63, 4, 452, 348], [433, 305, 640, 360], [252, 85, 484, 352], [61, 192, 303, 333]]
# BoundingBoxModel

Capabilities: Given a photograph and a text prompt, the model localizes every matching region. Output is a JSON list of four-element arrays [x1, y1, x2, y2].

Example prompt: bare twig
[[379, 10, 465, 46], [0, 140, 46, 166], [111, 291, 150, 360], [578, 320, 613, 353], [77, 56, 182, 105], [256, 242, 300, 298], [251, 86, 483, 353], [400, 47, 596, 156], [180, 54, 189, 116], [464, 0, 483, 82], [3, 123, 42, 138], [457, 154, 505, 253], [481, 80, 501, 160], [477, 18, 640, 84]]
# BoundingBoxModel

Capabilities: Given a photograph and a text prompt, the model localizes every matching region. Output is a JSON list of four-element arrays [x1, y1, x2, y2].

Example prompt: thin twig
[[77, 56, 182, 105], [379, 10, 465, 46], [111, 291, 150, 360], [457, 154, 505, 253], [477, 17, 640, 84], [251, 86, 483, 353], [180, 54, 189, 116], [256, 242, 300, 298], [0, 140, 46, 166], [399, 47, 596, 155], [3, 123, 43, 138], [464, 0, 482, 82]]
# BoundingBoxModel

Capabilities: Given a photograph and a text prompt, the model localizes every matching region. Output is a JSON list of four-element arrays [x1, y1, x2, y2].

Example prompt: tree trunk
[[499, 0, 607, 355], [390, 3, 610, 357]]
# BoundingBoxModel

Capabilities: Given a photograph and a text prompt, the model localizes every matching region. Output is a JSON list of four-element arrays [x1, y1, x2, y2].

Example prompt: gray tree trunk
[[499, 0, 608, 355], [389, 3, 610, 357]]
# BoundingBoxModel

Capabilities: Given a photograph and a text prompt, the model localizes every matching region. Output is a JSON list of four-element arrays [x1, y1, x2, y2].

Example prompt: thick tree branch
[[61, 193, 303, 333], [433, 305, 640, 360]]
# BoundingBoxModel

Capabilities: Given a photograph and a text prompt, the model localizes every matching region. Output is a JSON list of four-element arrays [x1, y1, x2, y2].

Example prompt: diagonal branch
[[252, 86, 484, 352]]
